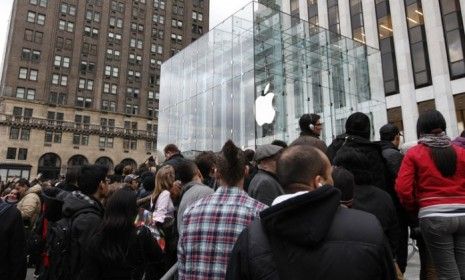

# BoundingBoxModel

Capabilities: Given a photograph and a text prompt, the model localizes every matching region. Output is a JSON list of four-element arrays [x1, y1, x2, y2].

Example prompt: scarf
[[418, 132, 451, 148]]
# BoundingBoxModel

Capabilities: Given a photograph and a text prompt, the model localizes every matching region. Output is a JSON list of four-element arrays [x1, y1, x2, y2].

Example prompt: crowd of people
[[1, 109, 465, 280]]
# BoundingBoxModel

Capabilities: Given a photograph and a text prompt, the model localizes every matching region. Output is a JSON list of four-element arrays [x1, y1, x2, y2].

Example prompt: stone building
[[0, 0, 209, 180]]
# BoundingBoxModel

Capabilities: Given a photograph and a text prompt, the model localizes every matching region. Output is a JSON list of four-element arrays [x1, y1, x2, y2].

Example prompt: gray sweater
[[177, 181, 214, 232]]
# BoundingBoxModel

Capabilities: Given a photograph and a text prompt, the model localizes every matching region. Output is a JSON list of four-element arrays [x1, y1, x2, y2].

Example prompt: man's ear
[[244, 165, 250, 178], [313, 175, 324, 188]]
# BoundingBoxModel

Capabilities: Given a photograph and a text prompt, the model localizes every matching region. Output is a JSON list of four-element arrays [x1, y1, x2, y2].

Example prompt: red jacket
[[395, 143, 465, 212]]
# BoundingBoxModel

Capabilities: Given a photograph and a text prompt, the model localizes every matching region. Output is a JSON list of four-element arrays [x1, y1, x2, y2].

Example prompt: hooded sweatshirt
[[62, 191, 104, 280], [17, 184, 42, 225], [226, 186, 396, 280]]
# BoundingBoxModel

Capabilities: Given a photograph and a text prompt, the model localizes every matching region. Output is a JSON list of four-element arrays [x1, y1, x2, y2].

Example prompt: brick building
[[0, 0, 209, 180]]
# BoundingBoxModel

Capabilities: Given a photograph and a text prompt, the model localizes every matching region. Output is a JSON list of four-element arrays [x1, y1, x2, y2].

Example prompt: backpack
[[39, 208, 96, 280]]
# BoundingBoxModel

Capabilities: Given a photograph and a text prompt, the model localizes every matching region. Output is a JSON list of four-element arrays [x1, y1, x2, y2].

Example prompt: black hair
[[195, 151, 216, 180], [333, 147, 373, 185], [16, 178, 31, 189], [461, 130, 465, 138], [65, 166, 80, 186], [99, 189, 138, 264], [299, 113, 320, 136], [271, 140, 288, 148], [114, 163, 124, 176], [77, 164, 109, 196], [417, 110, 456, 177], [243, 149, 255, 163], [277, 145, 326, 190], [217, 140, 246, 186], [176, 159, 198, 184]]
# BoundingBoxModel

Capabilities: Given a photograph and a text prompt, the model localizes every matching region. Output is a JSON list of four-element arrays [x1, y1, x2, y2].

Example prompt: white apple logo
[[255, 83, 276, 126]]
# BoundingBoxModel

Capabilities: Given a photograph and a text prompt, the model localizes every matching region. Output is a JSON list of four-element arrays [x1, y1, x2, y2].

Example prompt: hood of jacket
[[42, 187, 71, 222], [260, 186, 341, 247], [62, 191, 103, 218], [26, 184, 42, 196]]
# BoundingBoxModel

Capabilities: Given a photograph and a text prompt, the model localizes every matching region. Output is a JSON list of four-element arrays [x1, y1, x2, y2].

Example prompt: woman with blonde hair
[[150, 165, 176, 224]]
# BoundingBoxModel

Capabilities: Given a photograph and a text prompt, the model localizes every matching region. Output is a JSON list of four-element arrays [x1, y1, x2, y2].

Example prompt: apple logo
[[255, 83, 276, 126]]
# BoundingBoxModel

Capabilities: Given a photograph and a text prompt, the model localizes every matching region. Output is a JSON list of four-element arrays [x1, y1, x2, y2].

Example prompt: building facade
[[0, 0, 209, 180], [158, 1, 386, 151], [273, 0, 465, 142]]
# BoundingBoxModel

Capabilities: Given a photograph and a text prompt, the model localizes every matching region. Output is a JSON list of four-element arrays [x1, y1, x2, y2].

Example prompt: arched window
[[95, 157, 114, 171], [68, 155, 89, 167], [38, 153, 61, 179], [120, 158, 137, 169]]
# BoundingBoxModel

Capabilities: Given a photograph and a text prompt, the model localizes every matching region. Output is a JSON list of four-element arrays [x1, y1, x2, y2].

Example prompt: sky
[[0, 0, 251, 78]]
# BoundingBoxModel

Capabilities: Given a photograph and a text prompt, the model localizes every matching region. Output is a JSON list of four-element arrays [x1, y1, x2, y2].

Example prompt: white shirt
[[151, 190, 175, 223]]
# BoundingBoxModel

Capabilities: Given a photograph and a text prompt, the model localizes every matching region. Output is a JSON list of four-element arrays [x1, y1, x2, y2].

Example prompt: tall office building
[[272, 0, 465, 142], [0, 0, 209, 180]]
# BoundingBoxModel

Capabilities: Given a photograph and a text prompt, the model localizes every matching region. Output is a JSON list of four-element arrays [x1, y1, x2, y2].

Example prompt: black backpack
[[39, 208, 96, 280]]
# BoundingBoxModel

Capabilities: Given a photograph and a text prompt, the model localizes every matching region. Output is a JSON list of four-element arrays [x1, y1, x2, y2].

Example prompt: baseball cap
[[124, 174, 139, 184]]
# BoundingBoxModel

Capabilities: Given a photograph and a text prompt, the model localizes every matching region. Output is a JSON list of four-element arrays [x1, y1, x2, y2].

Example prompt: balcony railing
[[0, 113, 157, 141]]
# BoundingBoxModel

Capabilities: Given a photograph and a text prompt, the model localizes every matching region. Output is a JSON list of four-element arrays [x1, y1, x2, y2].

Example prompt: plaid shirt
[[178, 186, 267, 280]]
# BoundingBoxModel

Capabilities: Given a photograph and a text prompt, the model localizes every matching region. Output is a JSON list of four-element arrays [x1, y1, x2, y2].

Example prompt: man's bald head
[[277, 145, 332, 192]]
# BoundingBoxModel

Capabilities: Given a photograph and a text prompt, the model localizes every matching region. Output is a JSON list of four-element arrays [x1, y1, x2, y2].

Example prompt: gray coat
[[248, 169, 284, 206], [177, 181, 214, 232]]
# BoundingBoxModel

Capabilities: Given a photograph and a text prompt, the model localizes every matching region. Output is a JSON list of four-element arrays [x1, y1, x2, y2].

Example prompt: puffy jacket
[[330, 135, 390, 192], [226, 186, 396, 280], [0, 202, 27, 280], [396, 144, 465, 212], [17, 184, 42, 225]]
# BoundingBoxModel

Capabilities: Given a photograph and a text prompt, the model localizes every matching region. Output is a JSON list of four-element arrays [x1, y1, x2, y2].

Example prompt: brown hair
[[152, 165, 175, 201], [217, 140, 246, 187], [123, 165, 133, 176]]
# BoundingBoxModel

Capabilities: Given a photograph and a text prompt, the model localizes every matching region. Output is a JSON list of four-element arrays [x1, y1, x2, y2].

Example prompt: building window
[[58, 20, 74, 32], [44, 131, 62, 143], [327, 0, 340, 34], [76, 97, 92, 108], [103, 83, 118, 94], [101, 118, 115, 131], [125, 104, 139, 115], [376, 0, 399, 96], [27, 11, 45, 25], [106, 49, 121, 60], [123, 139, 138, 150], [18, 68, 37, 81], [85, 10, 100, 22], [6, 148, 16, 160], [18, 148, 28, 160], [350, 0, 365, 43], [49, 92, 67, 105], [78, 79, 94, 90], [104, 66, 119, 77], [99, 137, 114, 148], [15, 88, 35, 100], [102, 100, 116, 112], [439, 0, 465, 79], [21, 48, 41, 62], [404, 0, 432, 88], [154, 0, 165, 10], [72, 134, 89, 145], [111, 1, 125, 13], [153, 14, 164, 24], [52, 74, 68, 86], [54, 55, 71, 68], [30, 0, 48, 7], [84, 26, 99, 38], [109, 17, 124, 28], [60, 3, 76, 16], [79, 61, 95, 74], [24, 29, 43, 43]]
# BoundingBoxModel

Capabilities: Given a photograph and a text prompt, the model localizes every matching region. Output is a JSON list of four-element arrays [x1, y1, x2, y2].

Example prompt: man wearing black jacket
[[61, 165, 109, 280], [226, 146, 395, 280], [0, 200, 27, 280]]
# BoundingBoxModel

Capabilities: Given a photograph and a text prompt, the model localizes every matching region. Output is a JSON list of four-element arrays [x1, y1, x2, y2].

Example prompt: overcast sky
[[0, 0, 251, 78]]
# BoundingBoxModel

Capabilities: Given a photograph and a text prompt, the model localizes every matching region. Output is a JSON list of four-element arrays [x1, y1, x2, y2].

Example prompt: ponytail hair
[[217, 140, 246, 187]]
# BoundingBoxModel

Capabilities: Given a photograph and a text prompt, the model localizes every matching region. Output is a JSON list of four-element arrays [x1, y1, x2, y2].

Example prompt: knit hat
[[345, 112, 371, 139]]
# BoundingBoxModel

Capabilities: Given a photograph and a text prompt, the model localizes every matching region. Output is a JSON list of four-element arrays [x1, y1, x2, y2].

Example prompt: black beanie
[[345, 112, 371, 139]]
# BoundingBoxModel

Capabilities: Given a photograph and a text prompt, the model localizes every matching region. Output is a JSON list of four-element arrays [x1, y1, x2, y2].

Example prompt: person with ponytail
[[177, 140, 267, 280], [396, 110, 465, 280], [80, 189, 164, 280]]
